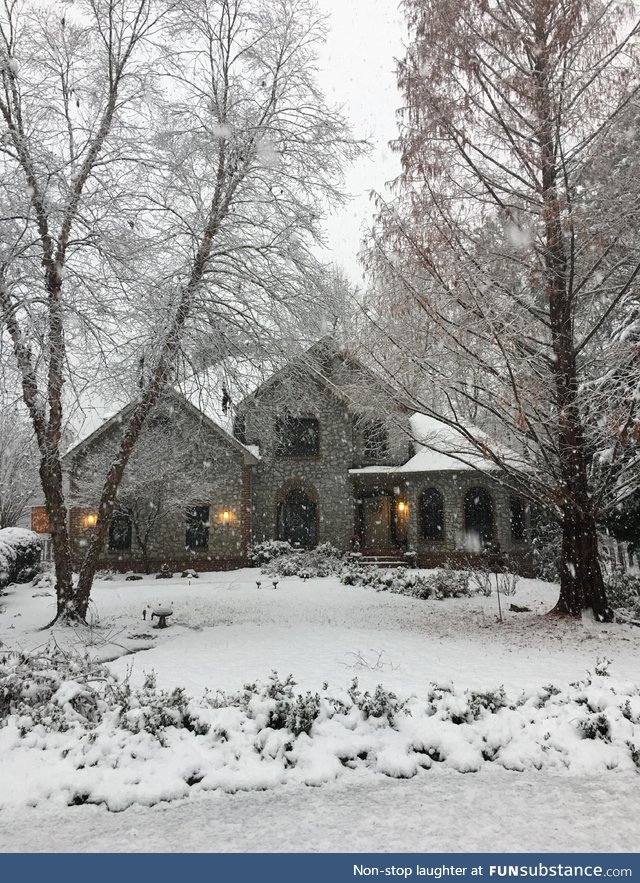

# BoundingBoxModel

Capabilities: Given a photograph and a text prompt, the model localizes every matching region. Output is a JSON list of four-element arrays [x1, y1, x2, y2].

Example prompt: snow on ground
[[0, 568, 639, 851], [2, 771, 639, 853]]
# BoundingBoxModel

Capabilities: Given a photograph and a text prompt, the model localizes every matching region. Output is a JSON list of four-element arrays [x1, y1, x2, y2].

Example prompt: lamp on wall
[[219, 510, 234, 524], [397, 501, 408, 515], [84, 513, 98, 527]]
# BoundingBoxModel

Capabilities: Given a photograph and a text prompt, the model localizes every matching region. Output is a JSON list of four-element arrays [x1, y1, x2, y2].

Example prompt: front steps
[[350, 552, 410, 568]]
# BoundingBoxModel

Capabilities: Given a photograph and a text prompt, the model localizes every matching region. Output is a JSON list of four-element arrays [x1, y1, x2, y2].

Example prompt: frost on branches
[[0, 0, 360, 623]]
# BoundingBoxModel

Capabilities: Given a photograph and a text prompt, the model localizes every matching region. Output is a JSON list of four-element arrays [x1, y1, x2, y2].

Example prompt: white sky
[[314, 0, 406, 285]]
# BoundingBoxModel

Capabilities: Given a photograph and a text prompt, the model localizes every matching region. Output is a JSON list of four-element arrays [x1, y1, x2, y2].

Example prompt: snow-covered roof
[[350, 413, 519, 476]]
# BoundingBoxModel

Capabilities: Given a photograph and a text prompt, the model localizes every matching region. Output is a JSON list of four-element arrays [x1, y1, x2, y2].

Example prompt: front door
[[361, 495, 392, 550]]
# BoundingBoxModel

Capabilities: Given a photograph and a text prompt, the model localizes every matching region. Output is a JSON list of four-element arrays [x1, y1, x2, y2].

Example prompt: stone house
[[32, 389, 258, 572], [236, 340, 531, 573], [31, 339, 531, 573]]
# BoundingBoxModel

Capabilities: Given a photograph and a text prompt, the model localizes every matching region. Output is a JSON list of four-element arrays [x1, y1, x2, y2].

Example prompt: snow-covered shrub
[[341, 566, 470, 600], [262, 551, 304, 577], [262, 542, 345, 578], [233, 672, 322, 736], [340, 564, 377, 586], [578, 712, 612, 742], [604, 572, 640, 617], [0, 646, 106, 728], [111, 671, 209, 742], [0, 528, 41, 590], [2, 653, 640, 812], [0, 647, 209, 742], [426, 683, 509, 724], [347, 677, 408, 725], [423, 569, 471, 598], [0, 538, 16, 590], [247, 540, 294, 567]]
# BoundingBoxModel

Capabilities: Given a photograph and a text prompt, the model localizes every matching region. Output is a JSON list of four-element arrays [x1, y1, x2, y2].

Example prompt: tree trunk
[[554, 501, 612, 621], [531, 21, 612, 622], [137, 534, 151, 575], [39, 460, 77, 623]]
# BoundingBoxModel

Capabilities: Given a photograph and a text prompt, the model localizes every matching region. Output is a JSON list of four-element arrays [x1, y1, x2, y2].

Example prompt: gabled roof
[[235, 335, 411, 416], [62, 388, 259, 466]]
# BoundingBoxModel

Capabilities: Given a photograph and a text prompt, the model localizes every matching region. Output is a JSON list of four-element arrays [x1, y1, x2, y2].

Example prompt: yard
[[0, 568, 639, 852]]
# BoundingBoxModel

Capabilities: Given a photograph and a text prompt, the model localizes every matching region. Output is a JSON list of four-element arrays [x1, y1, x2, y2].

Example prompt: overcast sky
[[314, 0, 406, 285]]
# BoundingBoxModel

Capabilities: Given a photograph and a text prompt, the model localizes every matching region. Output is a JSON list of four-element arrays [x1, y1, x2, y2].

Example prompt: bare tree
[[364, 0, 640, 620], [0, 0, 360, 622]]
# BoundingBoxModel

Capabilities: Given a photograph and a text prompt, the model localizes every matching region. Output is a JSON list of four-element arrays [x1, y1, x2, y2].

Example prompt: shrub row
[[340, 565, 472, 599]]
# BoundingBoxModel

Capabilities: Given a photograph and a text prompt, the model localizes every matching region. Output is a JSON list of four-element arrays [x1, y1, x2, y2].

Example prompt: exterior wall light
[[84, 513, 98, 527], [220, 510, 233, 524], [397, 501, 408, 514]]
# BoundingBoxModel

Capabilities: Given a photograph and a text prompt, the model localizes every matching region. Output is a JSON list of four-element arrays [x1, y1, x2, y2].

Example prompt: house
[[30, 339, 531, 573], [32, 389, 258, 572], [235, 339, 531, 572]]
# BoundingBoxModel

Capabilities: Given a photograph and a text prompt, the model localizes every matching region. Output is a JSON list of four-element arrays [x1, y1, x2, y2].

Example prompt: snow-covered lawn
[[1, 568, 639, 852]]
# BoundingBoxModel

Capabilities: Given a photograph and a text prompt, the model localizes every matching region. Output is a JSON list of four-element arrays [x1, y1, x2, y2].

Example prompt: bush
[[0, 645, 106, 728], [346, 677, 408, 725], [247, 540, 294, 567], [262, 542, 345, 578], [604, 572, 640, 617], [340, 565, 471, 600], [0, 528, 41, 590]]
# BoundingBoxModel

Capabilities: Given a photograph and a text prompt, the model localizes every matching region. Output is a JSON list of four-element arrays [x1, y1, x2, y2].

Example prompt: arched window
[[510, 496, 527, 541], [277, 488, 318, 547], [420, 488, 444, 540], [109, 514, 132, 551], [464, 487, 495, 550]]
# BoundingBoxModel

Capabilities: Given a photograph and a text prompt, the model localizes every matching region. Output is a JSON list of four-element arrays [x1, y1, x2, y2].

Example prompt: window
[[233, 414, 247, 444], [464, 487, 495, 549], [109, 514, 132, 551], [186, 505, 210, 549], [420, 488, 444, 540], [277, 488, 318, 547], [510, 496, 528, 541], [363, 419, 388, 459], [275, 416, 319, 457]]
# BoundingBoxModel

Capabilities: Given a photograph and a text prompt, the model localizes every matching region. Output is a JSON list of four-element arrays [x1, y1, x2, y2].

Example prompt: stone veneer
[[238, 353, 412, 550], [66, 393, 255, 572], [238, 346, 531, 572], [53, 344, 531, 575]]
